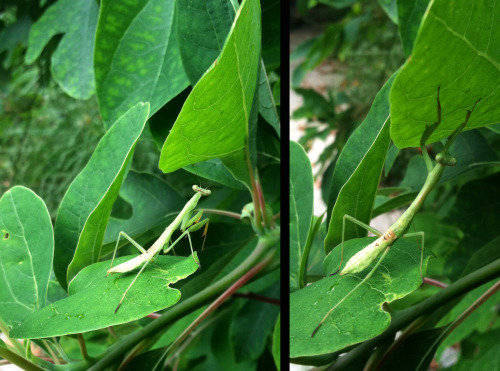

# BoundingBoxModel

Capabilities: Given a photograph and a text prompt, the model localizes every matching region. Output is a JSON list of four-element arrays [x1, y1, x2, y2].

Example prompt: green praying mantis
[[107, 185, 211, 313], [311, 88, 481, 337]]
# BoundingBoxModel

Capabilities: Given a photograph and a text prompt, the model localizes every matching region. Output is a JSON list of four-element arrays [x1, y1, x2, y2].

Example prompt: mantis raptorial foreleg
[[107, 185, 211, 313]]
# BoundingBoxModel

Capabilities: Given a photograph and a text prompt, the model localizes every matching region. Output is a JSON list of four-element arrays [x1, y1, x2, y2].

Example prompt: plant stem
[[86, 229, 279, 371], [441, 278, 500, 340], [202, 209, 241, 220], [255, 171, 271, 229], [423, 277, 448, 288], [0, 317, 25, 355], [300, 213, 325, 289], [77, 333, 89, 361], [41, 339, 61, 365], [329, 257, 500, 370], [0, 346, 45, 371], [375, 315, 430, 369], [164, 311, 224, 368], [245, 147, 264, 233]]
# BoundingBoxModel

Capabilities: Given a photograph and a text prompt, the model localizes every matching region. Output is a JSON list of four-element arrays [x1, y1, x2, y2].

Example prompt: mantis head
[[192, 185, 211, 196]]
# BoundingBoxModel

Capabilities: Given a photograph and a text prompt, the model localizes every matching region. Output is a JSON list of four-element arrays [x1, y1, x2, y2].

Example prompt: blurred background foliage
[[0, 0, 180, 219], [0, 0, 105, 217], [290, 0, 408, 200]]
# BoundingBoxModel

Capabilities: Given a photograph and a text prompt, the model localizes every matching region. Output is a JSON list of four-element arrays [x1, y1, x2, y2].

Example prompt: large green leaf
[[324, 73, 396, 254], [290, 141, 314, 292], [159, 0, 261, 174], [290, 237, 431, 357], [183, 159, 247, 190], [54, 102, 149, 290], [25, 0, 98, 99], [444, 172, 500, 249], [9, 254, 198, 339], [0, 187, 53, 329], [94, 0, 189, 127], [176, 1, 279, 136], [391, 0, 500, 148]]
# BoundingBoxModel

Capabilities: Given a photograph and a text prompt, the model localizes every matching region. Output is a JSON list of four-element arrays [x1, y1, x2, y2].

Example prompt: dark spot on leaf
[[3, 232, 9, 239]]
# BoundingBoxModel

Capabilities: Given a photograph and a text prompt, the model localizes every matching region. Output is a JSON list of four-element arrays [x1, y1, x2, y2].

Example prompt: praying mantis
[[107, 185, 211, 313], [311, 88, 481, 337]]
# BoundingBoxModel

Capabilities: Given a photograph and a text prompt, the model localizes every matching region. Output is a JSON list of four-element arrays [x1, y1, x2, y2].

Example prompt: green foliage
[[291, 0, 500, 369], [0, 0, 279, 369]]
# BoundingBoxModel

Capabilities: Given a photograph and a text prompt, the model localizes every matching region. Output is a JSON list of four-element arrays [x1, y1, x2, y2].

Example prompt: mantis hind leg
[[109, 231, 147, 270], [333, 215, 383, 276], [402, 231, 425, 280], [115, 256, 153, 313]]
